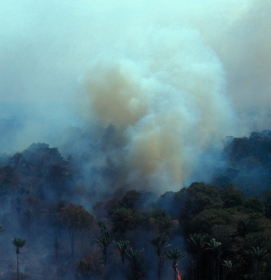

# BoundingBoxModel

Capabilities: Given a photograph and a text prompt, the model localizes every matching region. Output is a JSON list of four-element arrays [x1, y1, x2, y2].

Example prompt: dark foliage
[[0, 131, 271, 279]]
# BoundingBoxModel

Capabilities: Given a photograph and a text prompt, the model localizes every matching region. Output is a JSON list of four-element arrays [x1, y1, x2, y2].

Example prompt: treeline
[[215, 130, 271, 196], [0, 130, 270, 279]]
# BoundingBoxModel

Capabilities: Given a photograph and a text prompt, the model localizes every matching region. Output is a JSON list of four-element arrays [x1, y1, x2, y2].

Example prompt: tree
[[219, 185, 245, 208], [111, 207, 135, 238], [150, 236, 169, 279], [115, 240, 130, 276], [60, 203, 95, 258], [150, 208, 174, 236], [188, 209, 232, 234], [126, 248, 144, 280], [188, 233, 209, 280], [245, 246, 268, 280], [120, 190, 142, 209], [12, 238, 26, 280], [244, 196, 264, 214], [96, 234, 114, 268], [222, 260, 232, 280], [97, 220, 110, 237], [206, 238, 222, 280], [166, 248, 186, 280], [177, 183, 224, 219]]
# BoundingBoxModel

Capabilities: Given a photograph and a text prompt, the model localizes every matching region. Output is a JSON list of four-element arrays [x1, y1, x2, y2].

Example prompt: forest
[[0, 129, 271, 280]]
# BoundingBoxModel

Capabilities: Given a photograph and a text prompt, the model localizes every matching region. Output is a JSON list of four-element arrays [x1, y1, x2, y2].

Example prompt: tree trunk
[[16, 252, 19, 280], [157, 255, 160, 280], [173, 261, 177, 280]]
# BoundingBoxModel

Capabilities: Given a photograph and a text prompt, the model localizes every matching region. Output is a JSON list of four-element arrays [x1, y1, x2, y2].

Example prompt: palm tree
[[115, 240, 130, 276], [222, 260, 232, 280], [126, 248, 144, 280], [166, 248, 186, 280], [98, 221, 110, 238], [96, 234, 114, 268], [188, 233, 209, 280], [245, 246, 268, 280], [206, 238, 222, 280], [12, 238, 26, 280], [151, 236, 169, 279]]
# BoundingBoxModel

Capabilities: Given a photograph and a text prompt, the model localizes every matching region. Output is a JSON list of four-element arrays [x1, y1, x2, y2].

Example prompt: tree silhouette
[[206, 238, 222, 280], [245, 246, 268, 280], [96, 234, 114, 269], [97, 221, 110, 237], [126, 248, 144, 280], [188, 233, 208, 280], [151, 236, 169, 279], [115, 240, 130, 276], [12, 238, 26, 280], [60, 203, 95, 258], [166, 248, 186, 280], [222, 259, 232, 280]]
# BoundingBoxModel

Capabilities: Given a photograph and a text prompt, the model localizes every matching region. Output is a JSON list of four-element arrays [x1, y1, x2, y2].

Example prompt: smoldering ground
[[0, 0, 270, 193]]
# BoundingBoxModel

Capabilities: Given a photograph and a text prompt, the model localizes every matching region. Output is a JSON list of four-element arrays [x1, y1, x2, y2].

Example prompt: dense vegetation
[[0, 130, 271, 279]]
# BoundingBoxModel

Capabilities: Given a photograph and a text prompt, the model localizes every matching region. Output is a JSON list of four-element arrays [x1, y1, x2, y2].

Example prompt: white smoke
[[0, 0, 270, 191], [81, 27, 235, 190]]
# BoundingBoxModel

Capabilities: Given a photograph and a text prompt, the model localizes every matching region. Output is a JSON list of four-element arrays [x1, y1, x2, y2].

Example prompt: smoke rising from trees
[[0, 0, 270, 191]]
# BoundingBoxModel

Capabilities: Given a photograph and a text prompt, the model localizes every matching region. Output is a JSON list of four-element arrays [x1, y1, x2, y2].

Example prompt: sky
[[0, 0, 270, 191]]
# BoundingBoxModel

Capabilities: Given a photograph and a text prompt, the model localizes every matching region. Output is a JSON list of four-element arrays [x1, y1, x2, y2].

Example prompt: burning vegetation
[[1, 1, 271, 279], [0, 130, 271, 279]]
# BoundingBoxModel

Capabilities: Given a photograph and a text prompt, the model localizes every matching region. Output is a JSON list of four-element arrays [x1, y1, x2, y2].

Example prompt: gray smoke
[[0, 0, 270, 191]]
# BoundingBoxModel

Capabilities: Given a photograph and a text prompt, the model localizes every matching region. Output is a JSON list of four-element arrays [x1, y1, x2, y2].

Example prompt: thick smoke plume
[[81, 28, 234, 190], [0, 0, 270, 192]]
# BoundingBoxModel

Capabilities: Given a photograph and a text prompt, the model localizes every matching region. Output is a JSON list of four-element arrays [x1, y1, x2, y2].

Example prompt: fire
[[177, 269, 182, 280]]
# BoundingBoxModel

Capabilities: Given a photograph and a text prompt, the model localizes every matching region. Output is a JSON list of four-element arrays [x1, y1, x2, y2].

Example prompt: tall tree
[[126, 248, 144, 280], [245, 246, 268, 280], [115, 240, 130, 276], [206, 238, 222, 280], [96, 234, 114, 269], [222, 260, 232, 280], [166, 248, 186, 280], [12, 238, 26, 280], [60, 203, 95, 258], [150, 236, 169, 279], [188, 233, 209, 280]]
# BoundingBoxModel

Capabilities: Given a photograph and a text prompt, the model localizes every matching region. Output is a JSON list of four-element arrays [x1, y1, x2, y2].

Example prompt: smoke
[[80, 27, 234, 190], [0, 0, 270, 191]]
